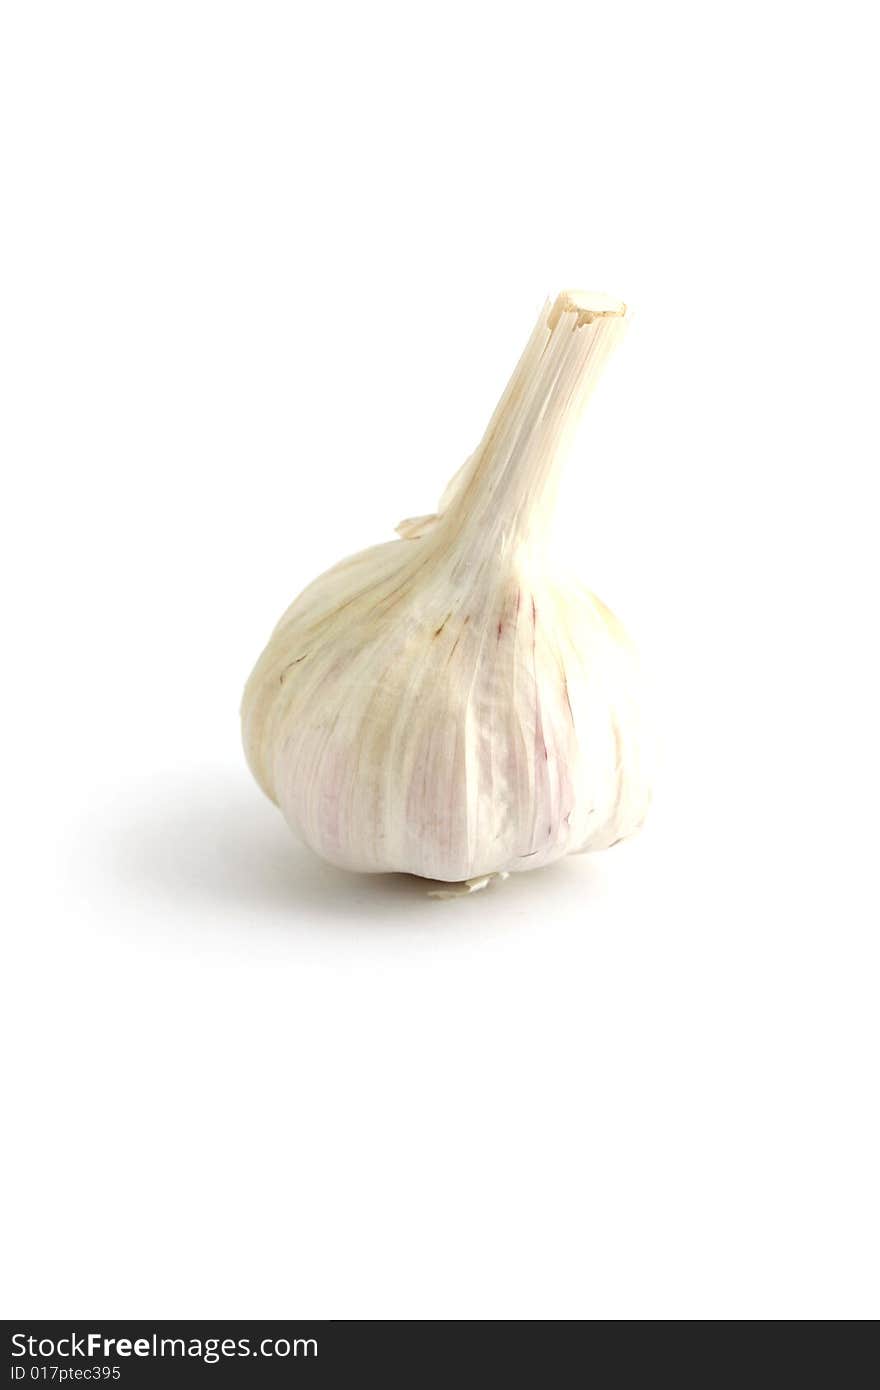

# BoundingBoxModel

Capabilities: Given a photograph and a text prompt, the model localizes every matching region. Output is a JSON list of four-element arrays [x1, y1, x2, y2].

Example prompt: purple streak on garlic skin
[[241, 291, 651, 886]]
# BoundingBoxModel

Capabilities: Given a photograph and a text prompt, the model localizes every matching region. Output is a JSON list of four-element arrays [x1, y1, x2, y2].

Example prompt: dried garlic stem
[[438, 292, 628, 559]]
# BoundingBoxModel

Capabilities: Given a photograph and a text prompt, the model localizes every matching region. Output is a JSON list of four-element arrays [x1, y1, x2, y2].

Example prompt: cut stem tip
[[549, 290, 628, 329]]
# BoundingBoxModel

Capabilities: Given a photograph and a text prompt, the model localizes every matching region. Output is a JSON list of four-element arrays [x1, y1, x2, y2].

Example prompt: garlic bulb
[[242, 290, 650, 889]]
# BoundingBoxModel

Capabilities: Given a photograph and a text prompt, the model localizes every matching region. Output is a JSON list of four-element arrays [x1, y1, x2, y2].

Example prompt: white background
[[2, 1, 878, 1320]]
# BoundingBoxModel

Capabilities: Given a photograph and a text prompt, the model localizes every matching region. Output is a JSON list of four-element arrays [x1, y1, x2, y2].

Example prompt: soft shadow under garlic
[[109, 769, 607, 927]]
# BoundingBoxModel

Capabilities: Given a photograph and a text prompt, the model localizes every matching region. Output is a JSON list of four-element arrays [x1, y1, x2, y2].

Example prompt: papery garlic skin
[[242, 292, 650, 883]]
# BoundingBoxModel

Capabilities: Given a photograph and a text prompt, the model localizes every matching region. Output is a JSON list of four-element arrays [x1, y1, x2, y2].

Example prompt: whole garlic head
[[242, 291, 650, 887]]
